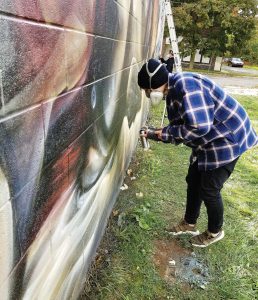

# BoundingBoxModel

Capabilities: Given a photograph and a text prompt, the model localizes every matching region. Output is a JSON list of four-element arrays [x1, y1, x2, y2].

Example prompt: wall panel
[[0, 16, 67, 117]]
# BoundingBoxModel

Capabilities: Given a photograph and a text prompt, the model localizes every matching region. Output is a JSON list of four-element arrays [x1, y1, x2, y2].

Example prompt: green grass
[[244, 65, 258, 71], [183, 67, 223, 76], [82, 95, 258, 300]]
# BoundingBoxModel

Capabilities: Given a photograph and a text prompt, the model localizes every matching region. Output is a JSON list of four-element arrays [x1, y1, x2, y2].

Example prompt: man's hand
[[155, 129, 162, 140], [140, 127, 163, 141], [139, 128, 147, 137]]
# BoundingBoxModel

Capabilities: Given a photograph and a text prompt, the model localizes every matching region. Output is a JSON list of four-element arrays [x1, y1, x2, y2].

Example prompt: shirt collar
[[168, 73, 176, 89]]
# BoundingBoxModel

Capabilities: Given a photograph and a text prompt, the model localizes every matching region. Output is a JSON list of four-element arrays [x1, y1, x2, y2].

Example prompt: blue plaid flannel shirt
[[161, 72, 258, 170]]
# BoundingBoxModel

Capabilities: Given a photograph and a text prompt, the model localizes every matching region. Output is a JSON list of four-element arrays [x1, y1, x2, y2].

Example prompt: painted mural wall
[[0, 0, 165, 299]]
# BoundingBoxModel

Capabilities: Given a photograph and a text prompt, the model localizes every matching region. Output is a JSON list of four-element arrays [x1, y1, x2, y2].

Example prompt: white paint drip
[[0, 69, 5, 114], [0, 168, 13, 300]]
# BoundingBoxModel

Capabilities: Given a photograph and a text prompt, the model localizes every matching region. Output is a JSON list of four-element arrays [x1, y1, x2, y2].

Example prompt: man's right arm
[[159, 57, 167, 64], [161, 77, 214, 144]]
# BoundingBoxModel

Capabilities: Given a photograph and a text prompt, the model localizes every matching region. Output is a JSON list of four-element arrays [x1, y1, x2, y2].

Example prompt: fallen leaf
[[120, 184, 128, 190], [136, 192, 143, 198]]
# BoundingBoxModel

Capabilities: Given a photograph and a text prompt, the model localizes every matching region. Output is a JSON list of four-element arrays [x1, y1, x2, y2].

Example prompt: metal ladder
[[160, 1, 182, 127], [164, 0, 182, 72]]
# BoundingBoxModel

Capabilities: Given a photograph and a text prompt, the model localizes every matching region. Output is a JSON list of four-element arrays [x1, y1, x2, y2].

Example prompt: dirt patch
[[153, 239, 190, 280], [153, 238, 210, 290]]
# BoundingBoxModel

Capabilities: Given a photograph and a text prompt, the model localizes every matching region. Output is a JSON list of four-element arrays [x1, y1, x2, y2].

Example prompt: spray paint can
[[140, 129, 150, 150]]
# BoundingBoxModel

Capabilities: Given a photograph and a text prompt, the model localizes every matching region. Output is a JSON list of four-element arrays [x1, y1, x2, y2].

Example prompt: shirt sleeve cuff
[[161, 127, 175, 143]]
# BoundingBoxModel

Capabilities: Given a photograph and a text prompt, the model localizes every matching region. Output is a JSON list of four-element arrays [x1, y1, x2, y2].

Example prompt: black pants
[[184, 158, 239, 233]]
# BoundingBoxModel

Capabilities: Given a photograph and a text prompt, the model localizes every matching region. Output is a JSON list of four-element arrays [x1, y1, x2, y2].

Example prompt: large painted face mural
[[0, 0, 165, 299]]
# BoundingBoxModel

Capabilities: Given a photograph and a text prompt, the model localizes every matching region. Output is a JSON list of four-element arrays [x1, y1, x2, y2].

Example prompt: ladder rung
[[164, 0, 182, 72]]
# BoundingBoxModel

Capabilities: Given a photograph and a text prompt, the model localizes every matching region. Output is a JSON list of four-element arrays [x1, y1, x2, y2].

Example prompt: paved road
[[222, 65, 258, 77], [207, 65, 258, 89], [207, 71, 258, 96], [208, 75, 258, 89]]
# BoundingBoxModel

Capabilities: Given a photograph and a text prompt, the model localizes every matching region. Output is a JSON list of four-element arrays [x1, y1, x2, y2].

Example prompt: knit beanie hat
[[138, 58, 169, 89]]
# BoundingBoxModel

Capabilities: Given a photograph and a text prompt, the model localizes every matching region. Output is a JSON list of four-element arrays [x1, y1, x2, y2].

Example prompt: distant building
[[163, 37, 223, 71], [181, 49, 223, 71]]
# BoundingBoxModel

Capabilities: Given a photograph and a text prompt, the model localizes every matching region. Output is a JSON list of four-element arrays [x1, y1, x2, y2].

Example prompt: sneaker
[[190, 230, 224, 248], [167, 219, 200, 236]]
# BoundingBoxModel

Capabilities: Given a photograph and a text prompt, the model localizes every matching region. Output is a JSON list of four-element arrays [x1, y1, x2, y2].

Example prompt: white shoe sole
[[191, 230, 225, 248], [168, 230, 200, 236]]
